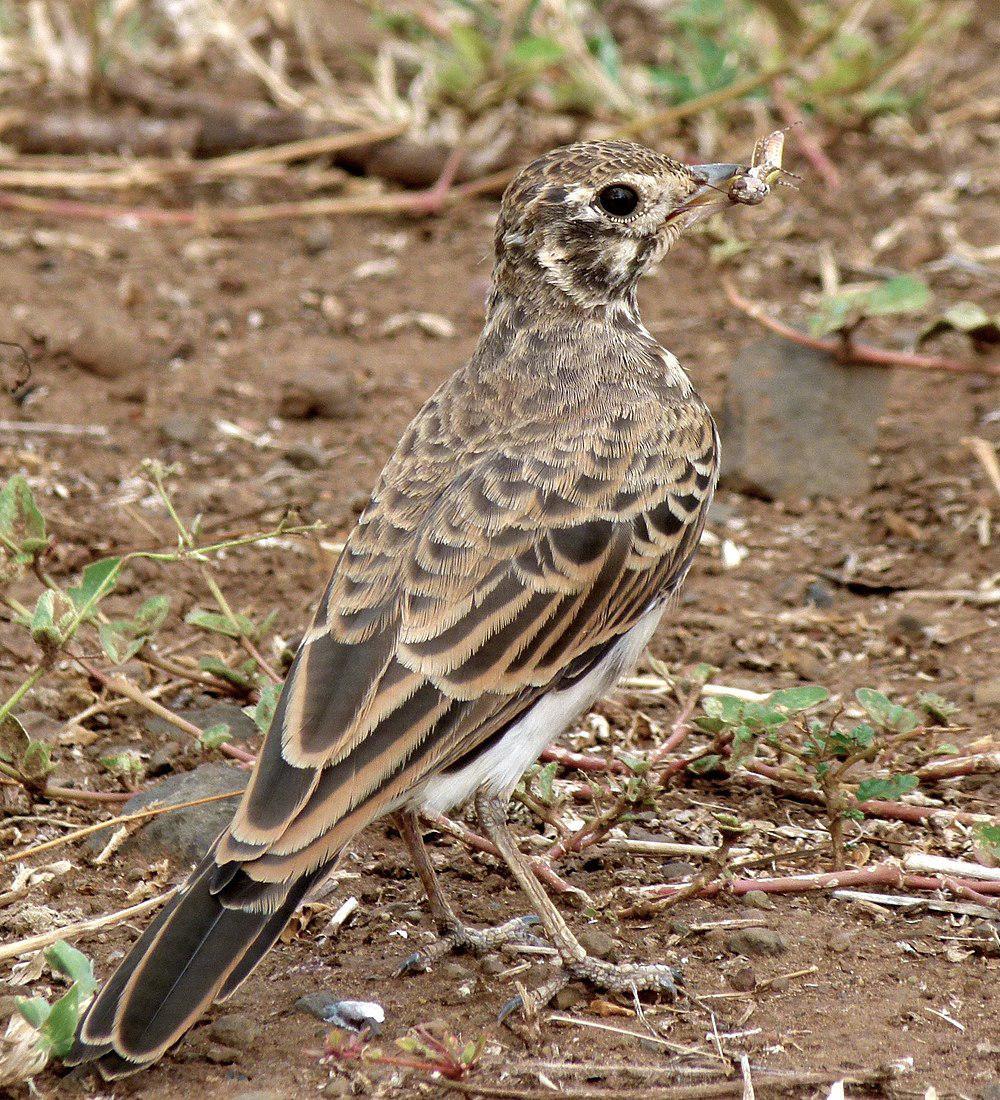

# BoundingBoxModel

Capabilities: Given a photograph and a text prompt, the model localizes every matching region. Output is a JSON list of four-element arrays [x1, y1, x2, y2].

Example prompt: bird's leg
[[393, 809, 541, 975], [474, 789, 680, 1018]]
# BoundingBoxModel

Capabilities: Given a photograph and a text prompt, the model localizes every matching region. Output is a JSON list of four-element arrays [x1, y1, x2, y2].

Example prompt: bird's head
[[494, 139, 744, 311]]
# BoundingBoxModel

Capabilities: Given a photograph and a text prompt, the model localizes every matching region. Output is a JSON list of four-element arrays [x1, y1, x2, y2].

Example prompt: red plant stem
[[771, 80, 841, 191], [0, 774, 130, 805], [650, 684, 703, 765], [419, 811, 577, 896], [539, 745, 625, 774], [745, 761, 998, 826], [723, 277, 998, 377], [917, 752, 1000, 781], [638, 861, 1000, 902]]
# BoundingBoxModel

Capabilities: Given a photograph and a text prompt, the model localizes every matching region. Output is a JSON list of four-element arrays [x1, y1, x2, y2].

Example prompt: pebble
[[979, 1086, 1000, 1100], [441, 961, 472, 980], [727, 965, 757, 992], [283, 441, 327, 470], [725, 927, 788, 957], [577, 926, 617, 960], [203, 1042, 240, 1064], [83, 763, 247, 862], [742, 890, 776, 910], [554, 985, 587, 1010], [479, 954, 506, 976], [303, 222, 334, 254], [720, 337, 888, 499], [279, 367, 360, 420], [829, 930, 855, 954], [973, 677, 1000, 707], [158, 413, 206, 447], [208, 1014, 255, 1047], [803, 579, 834, 609], [61, 316, 147, 379]]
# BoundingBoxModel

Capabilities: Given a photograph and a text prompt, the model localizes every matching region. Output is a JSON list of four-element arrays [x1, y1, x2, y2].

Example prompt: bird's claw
[[394, 914, 542, 977]]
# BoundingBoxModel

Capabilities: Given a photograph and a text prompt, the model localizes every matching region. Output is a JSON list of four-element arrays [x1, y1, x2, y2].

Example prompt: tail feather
[[67, 846, 324, 1078]]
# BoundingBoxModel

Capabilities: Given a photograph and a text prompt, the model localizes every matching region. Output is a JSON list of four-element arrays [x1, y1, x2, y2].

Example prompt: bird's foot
[[395, 914, 543, 976], [499, 956, 680, 1022]]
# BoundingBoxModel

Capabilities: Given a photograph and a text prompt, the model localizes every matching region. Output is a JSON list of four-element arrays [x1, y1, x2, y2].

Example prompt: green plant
[[15, 942, 96, 1060], [693, 685, 943, 866], [0, 469, 318, 804], [809, 274, 932, 338]]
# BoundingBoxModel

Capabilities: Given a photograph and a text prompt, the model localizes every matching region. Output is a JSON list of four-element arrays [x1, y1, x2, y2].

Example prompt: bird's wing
[[214, 394, 717, 897]]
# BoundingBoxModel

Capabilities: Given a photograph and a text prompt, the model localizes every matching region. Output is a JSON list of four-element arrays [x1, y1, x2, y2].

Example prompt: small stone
[[208, 1014, 254, 1047], [973, 677, 1000, 707], [829, 930, 855, 954], [742, 890, 775, 910], [159, 413, 205, 447], [204, 1042, 240, 1064], [321, 1080, 352, 1098], [661, 860, 697, 882], [725, 927, 788, 957], [720, 338, 889, 499], [577, 926, 617, 961], [283, 441, 327, 470], [144, 702, 259, 744], [279, 367, 359, 420], [803, 579, 834, 609], [554, 985, 587, 1010], [980, 1087, 1000, 1100], [61, 316, 146, 379], [727, 965, 757, 993], [441, 961, 472, 980], [304, 222, 334, 254], [479, 954, 506, 976], [84, 763, 247, 862]]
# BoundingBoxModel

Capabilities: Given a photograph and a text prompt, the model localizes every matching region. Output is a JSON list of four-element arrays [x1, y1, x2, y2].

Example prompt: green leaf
[[862, 275, 931, 317], [535, 760, 558, 803], [45, 942, 95, 993], [20, 740, 54, 781], [769, 685, 830, 712], [250, 682, 281, 734], [199, 655, 257, 691], [507, 34, 564, 66], [185, 608, 242, 638], [42, 986, 84, 1057], [99, 750, 145, 784], [198, 723, 232, 751], [0, 475, 48, 562], [703, 694, 745, 724], [975, 824, 1000, 858], [693, 715, 725, 735], [133, 595, 170, 633], [855, 688, 919, 733], [916, 692, 958, 723], [856, 774, 919, 802], [15, 995, 51, 1030], [30, 589, 60, 646], [687, 753, 722, 774], [67, 557, 121, 617], [0, 712, 30, 764]]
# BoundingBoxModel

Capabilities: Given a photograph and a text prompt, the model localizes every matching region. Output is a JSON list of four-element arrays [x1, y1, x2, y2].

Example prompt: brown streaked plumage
[[68, 140, 756, 1078]]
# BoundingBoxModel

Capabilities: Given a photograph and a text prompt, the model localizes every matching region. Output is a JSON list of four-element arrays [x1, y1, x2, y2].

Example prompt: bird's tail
[[66, 840, 325, 1079]]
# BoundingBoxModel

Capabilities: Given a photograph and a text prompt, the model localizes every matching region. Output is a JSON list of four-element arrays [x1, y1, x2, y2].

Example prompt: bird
[[68, 139, 755, 1078]]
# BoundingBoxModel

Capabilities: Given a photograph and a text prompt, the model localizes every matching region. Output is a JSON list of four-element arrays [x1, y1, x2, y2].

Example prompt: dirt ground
[[1, 12, 999, 1100]]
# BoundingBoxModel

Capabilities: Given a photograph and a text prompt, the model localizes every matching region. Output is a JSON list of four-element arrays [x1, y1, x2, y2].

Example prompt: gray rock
[[725, 926, 788, 957], [554, 985, 587, 1010], [279, 367, 359, 420], [144, 702, 260, 743], [719, 338, 889, 499], [577, 926, 617, 960], [208, 1014, 256, 1048], [742, 890, 776, 910], [84, 763, 246, 862], [159, 413, 206, 447], [979, 1085, 1000, 1100], [974, 677, 1000, 707]]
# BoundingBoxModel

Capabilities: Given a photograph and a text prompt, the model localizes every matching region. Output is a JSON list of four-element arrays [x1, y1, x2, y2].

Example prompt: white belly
[[415, 602, 664, 815]]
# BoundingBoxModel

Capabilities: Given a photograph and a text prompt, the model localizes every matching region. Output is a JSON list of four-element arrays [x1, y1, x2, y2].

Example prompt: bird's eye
[[597, 184, 639, 217]]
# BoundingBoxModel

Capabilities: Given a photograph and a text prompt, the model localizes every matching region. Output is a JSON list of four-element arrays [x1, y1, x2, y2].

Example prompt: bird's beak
[[683, 162, 744, 207]]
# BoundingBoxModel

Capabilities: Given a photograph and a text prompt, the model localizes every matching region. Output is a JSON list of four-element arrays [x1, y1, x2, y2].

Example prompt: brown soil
[[1, 19, 999, 1100]]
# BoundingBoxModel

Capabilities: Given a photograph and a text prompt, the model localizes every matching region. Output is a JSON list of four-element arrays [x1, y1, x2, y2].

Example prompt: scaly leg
[[474, 789, 679, 1017], [393, 810, 541, 975]]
